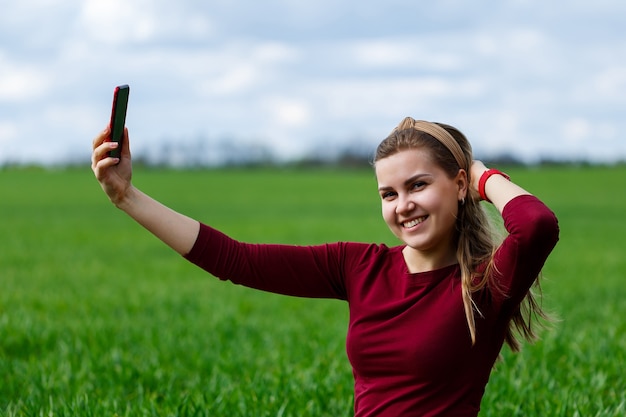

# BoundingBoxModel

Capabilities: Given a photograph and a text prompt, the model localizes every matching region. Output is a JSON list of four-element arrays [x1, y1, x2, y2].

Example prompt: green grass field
[[1, 165, 625, 416]]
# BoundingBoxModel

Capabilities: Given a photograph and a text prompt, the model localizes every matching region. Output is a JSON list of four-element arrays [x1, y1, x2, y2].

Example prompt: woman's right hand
[[91, 126, 133, 206]]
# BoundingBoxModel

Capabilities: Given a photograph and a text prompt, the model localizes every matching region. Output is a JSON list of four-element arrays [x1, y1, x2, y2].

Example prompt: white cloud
[[562, 118, 592, 144], [42, 104, 101, 132], [262, 97, 311, 127], [201, 64, 259, 95], [0, 122, 18, 144], [189, 41, 300, 96], [253, 42, 300, 64], [477, 111, 522, 151], [508, 28, 546, 51], [76, 0, 215, 45], [589, 66, 626, 102], [0, 55, 51, 101], [77, 0, 154, 44], [349, 40, 462, 71], [305, 76, 485, 123]]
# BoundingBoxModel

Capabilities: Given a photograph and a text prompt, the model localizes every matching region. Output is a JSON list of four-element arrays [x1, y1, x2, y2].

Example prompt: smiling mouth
[[402, 216, 428, 228]]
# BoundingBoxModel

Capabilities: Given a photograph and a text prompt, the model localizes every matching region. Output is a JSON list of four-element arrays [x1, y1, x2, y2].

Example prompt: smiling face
[[375, 148, 467, 269]]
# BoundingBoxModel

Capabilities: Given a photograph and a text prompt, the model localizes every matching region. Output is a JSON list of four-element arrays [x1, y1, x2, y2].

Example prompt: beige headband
[[407, 120, 467, 170]]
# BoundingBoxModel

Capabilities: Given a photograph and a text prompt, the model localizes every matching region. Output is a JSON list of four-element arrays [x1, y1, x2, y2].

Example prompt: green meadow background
[[1, 165, 625, 416]]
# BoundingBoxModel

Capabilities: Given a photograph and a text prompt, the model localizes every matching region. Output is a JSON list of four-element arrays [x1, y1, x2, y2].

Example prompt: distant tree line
[[2, 136, 624, 169], [128, 138, 626, 169]]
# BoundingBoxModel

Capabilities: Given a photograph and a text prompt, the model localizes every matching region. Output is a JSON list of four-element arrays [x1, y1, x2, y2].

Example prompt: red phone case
[[108, 84, 130, 159]]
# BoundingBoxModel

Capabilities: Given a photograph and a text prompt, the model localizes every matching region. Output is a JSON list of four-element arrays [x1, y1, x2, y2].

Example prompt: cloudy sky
[[1, 0, 625, 165]]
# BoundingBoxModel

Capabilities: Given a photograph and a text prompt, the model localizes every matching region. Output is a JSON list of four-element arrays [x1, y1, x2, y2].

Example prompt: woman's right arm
[[91, 127, 200, 256]]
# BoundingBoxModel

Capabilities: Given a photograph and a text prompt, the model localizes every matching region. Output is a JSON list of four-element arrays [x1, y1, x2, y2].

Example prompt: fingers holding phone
[[92, 126, 133, 204], [92, 126, 130, 169]]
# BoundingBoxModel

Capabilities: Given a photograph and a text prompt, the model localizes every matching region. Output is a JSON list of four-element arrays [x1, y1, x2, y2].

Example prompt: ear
[[455, 169, 468, 201]]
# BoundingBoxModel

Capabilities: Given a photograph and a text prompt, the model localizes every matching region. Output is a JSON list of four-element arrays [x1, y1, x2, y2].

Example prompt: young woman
[[91, 117, 559, 416]]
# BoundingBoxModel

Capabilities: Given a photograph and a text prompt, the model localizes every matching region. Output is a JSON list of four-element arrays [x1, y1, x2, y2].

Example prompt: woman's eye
[[411, 181, 426, 190], [381, 191, 396, 200]]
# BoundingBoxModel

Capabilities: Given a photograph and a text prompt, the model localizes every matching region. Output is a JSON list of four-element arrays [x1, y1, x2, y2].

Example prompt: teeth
[[404, 216, 426, 228]]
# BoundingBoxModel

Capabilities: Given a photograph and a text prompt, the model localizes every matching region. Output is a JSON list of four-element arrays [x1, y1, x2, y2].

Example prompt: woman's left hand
[[470, 160, 488, 196]]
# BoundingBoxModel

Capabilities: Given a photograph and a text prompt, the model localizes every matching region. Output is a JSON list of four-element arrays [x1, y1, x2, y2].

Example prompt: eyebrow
[[377, 173, 433, 192]]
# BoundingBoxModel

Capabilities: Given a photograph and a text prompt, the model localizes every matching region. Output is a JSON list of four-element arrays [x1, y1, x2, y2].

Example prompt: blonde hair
[[374, 117, 548, 351]]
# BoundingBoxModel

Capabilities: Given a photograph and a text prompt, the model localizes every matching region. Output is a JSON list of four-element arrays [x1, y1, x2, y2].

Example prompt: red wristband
[[478, 169, 510, 202]]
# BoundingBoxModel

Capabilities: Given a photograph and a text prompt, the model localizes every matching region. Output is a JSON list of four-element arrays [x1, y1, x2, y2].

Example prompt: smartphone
[[107, 84, 130, 159]]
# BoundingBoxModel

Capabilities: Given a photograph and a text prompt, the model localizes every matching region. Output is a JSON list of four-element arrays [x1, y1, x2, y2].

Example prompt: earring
[[459, 197, 465, 206]]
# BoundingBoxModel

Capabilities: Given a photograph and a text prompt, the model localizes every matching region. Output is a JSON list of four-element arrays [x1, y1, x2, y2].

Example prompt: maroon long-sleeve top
[[185, 195, 559, 416]]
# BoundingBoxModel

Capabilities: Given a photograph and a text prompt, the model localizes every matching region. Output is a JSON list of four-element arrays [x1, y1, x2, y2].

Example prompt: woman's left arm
[[470, 161, 559, 302]]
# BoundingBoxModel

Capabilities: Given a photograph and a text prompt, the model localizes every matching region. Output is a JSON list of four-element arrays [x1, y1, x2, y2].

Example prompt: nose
[[395, 195, 416, 214]]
